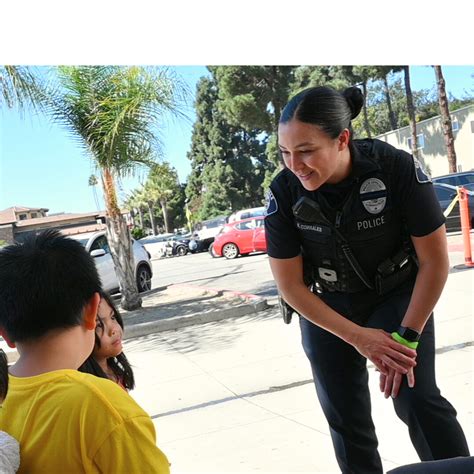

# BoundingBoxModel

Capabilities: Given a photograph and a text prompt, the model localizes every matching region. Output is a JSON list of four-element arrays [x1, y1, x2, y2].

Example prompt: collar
[[350, 140, 381, 180]]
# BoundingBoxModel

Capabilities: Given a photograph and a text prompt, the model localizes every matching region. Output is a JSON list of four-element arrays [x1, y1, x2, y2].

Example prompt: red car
[[213, 217, 267, 259]]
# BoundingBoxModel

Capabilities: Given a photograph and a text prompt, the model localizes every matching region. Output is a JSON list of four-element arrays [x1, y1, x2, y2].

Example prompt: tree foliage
[[185, 76, 268, 222]]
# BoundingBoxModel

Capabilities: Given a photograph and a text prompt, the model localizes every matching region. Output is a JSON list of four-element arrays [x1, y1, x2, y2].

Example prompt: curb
[[124, 297, 269, 340]]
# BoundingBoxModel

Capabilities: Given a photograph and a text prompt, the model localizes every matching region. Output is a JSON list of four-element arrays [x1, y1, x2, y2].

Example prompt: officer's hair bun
[[342, 86, 364, 120]]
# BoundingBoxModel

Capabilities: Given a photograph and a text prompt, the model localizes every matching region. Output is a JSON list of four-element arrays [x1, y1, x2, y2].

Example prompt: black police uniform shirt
[[264, 139, 445, 290]]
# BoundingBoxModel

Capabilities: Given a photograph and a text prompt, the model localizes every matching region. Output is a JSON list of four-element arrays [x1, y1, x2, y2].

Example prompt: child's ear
[[0, 329, 15, 349], [83, 292, 100, 331]]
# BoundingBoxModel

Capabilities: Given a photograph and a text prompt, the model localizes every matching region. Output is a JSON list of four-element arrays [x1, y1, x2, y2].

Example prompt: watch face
[[399, 326, 421, 342]]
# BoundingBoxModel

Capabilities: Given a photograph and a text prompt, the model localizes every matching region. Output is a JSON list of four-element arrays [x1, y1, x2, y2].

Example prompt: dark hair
[[0, 229, 101, 343], [0, 349, 8, 400], [280, 86, 364, 140], [78, 291, 135, 390]]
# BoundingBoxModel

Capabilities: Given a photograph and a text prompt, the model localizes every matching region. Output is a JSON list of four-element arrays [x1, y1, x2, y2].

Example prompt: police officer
[[265, 86, 469, 474]]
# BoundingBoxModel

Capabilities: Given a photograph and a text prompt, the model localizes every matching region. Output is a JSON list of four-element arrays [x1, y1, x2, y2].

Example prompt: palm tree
[[124, 188, 147, 230], [88, 174, 101, 211], [433, 66, 457, 173], [43, 66, 187, 310], [144, 162, 179, 234], [402, 66, 420, 160], [0, 65, 48, 111]]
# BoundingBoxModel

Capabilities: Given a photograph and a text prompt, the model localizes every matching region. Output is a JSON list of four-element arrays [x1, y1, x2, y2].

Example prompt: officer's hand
[[353, 327, 417, 375], [379, 366, 416, 398]]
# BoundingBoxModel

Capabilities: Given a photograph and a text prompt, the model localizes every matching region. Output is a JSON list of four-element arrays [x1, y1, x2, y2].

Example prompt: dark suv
[[433, 183, 474, 232], [432, 171, 474, 187]]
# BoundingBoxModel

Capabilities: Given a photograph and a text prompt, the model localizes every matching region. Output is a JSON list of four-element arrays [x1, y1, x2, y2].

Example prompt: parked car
[[433, 183, 474, 232], [228, 206, 266, 223], [191, 216, 228, 252], [70, 231, 153, 293], [432, 171, 474, 187], [212, 217, 267, 259]]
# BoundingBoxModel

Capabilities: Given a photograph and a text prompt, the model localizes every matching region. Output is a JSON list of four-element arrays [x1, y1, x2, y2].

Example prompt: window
[[18, 214, 27, 220], [236, 221, 255, 231], [451, 118, 459, 132], [434, 187, 453, 201], [90, 235, 110, 254], [30, 212, 37, 218], [407, 133, 424, 150]]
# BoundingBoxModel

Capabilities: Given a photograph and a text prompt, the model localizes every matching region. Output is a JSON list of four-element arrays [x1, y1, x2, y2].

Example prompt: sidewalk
[[2, 284, 269, 364]]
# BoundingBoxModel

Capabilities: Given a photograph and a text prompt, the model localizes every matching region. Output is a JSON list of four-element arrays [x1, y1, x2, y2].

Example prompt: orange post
[[458, 186, 474, 267]]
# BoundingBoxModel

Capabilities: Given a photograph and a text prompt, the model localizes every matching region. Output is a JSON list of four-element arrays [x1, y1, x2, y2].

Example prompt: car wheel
[[208, 243, 219, 258], [136, 264, 152, 292], [222, 243, 239, 259], [176, 245, 188, 256]]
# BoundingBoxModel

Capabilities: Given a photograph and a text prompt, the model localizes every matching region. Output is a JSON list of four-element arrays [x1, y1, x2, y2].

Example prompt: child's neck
[[9, 327, 93, 377], [97, 358, 110, 375]]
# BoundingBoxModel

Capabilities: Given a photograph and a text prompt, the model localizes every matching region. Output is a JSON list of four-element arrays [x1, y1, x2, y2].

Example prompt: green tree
[[43, 66, 187, 310], [144, 161, 181, 233], [402, 66, 420, 160], [0, 65, 45, 110], [186, 76, 267, 221], [210, 66, 296, 170], [434, 66, 457, 172]]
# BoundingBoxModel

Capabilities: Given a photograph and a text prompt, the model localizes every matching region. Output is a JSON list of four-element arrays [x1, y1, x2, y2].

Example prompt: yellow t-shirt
[[0, 369, 170, 473]]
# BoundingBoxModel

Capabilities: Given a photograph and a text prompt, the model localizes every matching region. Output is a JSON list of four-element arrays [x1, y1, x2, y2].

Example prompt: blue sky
[[1, 65, 472, 214]]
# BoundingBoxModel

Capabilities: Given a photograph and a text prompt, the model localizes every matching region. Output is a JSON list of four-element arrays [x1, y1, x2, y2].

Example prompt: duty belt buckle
[[318, 267, 338, 282]]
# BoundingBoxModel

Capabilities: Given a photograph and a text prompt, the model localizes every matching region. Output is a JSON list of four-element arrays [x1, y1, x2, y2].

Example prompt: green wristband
[[391, 331, 419, 350]]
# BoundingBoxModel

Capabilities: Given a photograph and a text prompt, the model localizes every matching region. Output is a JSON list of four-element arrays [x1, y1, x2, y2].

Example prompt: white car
[[70, 231, 153, 293]]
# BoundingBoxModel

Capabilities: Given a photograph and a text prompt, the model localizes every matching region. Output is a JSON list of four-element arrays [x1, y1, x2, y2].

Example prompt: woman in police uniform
[[265, 86, 469, 474]]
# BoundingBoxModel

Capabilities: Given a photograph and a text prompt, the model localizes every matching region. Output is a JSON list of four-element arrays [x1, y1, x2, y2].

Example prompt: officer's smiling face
[[278, 119, 351, 191]]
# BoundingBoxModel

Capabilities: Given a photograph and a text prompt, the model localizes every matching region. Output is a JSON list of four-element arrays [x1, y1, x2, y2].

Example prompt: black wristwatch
[[397, 326, 421, 342]]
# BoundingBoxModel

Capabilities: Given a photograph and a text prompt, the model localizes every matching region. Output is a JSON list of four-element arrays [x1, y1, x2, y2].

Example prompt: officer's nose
[[288, 153, 302, 172]]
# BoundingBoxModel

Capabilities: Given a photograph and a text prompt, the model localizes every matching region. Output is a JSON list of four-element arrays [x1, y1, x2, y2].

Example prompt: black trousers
[[299, 287, 469, 474]]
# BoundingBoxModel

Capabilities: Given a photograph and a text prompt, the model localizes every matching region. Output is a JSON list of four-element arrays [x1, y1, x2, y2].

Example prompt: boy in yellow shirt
[[0, 230, 170, 473]]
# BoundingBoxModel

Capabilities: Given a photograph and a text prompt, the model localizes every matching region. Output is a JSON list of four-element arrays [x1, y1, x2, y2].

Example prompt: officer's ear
[[337, 129, 350, 151]]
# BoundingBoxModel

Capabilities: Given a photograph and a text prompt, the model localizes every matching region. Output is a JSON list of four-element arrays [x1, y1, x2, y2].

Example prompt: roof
[[14, 211, 106, 228], [0, 206, 50, 224]]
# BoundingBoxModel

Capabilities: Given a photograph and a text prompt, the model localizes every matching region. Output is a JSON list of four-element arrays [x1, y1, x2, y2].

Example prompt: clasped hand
[[352, 327, 417, 398]]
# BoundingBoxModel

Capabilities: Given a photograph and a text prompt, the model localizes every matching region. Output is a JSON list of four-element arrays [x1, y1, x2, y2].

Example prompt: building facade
[[376, 104, 474, 178]]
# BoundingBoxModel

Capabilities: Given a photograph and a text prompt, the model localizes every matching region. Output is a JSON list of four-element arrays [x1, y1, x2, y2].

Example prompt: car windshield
[[75, 238, 89, 247]]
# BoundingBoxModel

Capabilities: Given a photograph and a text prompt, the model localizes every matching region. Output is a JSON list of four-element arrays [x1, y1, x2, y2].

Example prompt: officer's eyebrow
[[279, 142, 318, 150]]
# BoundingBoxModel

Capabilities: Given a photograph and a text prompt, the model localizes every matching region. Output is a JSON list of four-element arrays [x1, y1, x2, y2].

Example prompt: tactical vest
[[294, 139, 412, 293]]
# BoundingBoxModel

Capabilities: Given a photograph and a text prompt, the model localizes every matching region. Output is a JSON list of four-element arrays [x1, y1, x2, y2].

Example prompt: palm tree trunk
[[101, 168, 142, 310], [434, 66, 457, 173], [160, 199, 170, 233], [383, 74, 397, 130], [361, 81, 371, 138], [403, 66, 419, 160], [138, 207, 144, 229], [147, 201, 157, 235]]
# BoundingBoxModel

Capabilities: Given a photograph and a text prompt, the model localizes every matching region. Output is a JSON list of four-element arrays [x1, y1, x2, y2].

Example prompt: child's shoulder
[[66, 371, 146, 420]]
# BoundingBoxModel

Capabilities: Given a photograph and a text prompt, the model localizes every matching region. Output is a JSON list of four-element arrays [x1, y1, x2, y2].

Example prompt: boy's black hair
[[0, 229, 102, 343], [0, 349, 8, 400], [79, 291, 135, 390]]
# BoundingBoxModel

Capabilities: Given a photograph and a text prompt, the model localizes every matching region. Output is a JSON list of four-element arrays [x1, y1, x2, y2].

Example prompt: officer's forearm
[[400, 258, 449, 333], [278, 282, 363, 344], [402, 227, 449, 333]]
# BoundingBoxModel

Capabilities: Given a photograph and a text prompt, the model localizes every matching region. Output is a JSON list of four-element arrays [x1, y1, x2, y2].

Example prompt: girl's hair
[[0, 349, 8, 400], [78, 291, 135, 390], [280, 86, 364, 141]]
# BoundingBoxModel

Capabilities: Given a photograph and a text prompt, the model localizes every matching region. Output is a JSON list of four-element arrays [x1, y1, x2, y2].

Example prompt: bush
[[131, 227, 146, 240]]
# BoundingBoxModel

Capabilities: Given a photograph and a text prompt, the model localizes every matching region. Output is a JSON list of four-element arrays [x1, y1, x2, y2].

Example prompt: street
[[150, 251, 277, 299]]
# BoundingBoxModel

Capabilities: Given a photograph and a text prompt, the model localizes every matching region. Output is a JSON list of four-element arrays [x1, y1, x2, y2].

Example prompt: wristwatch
[[397, 325, 421, 342]]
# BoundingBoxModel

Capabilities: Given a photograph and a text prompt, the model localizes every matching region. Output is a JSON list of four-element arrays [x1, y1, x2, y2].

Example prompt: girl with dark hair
[[265, 86, 469, 473], [0, 350, 20, 473], [79, 292, 135, 391]]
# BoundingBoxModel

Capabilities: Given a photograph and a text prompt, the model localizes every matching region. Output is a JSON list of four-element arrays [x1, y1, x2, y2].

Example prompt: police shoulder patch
[[265, 189, 278, 216], [413, 156, 431, 184]]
